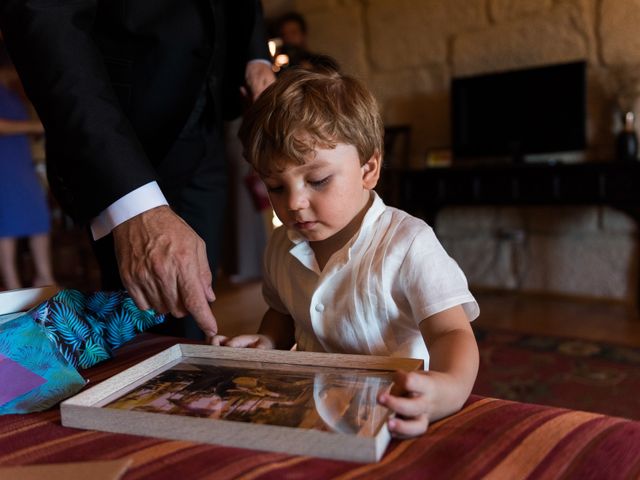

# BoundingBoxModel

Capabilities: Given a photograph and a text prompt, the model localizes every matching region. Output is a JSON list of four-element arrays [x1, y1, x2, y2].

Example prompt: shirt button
[[315, 303, 325, 312]]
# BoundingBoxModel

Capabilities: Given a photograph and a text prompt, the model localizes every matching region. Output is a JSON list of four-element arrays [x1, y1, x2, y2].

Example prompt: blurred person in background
[[0, 54, 55, 290], [274, 11, 314, 70], [278, 11, 309, 51], [273, 12, 338, 73]]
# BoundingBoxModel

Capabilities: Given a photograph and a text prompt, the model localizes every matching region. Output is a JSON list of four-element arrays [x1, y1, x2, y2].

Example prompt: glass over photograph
[[106, 358, 394, 436]]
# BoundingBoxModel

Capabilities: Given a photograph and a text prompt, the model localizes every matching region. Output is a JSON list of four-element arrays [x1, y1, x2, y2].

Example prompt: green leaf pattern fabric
[[29, 290, 165, 370]]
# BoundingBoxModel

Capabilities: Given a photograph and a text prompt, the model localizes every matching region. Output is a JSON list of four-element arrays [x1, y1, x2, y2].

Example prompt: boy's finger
[[226, 335, 260, 348], [209, 335, 228, 346], [379, 392, 426, 418], [391, 370, 429, 396], [387, 415, 429, 438]]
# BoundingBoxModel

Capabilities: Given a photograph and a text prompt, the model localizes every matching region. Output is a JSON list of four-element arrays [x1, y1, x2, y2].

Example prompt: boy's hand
[[208, 334, 275, 350], [378, 370, 446, 438]]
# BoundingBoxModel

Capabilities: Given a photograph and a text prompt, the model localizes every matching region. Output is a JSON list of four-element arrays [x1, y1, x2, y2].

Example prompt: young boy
[[212, 66, 480, 438]]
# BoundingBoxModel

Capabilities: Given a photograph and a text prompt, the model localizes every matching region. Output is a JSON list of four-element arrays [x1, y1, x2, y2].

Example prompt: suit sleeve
[[245, 0, 271, 62], [0, 0, 158, 223], [222, 0, 271, 120]]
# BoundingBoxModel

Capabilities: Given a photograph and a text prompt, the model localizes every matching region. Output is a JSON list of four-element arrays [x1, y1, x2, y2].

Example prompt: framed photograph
[[61, 345, 423, 463]]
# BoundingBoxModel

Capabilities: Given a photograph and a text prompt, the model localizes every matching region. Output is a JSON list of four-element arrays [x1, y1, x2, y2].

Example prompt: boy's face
[[262, 143, 380, 245]]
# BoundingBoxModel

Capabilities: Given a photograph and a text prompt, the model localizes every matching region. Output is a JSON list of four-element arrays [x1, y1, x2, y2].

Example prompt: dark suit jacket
[[0, 0, 270, 223]]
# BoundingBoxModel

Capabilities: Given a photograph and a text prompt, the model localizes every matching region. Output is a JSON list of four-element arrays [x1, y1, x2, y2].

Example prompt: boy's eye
[[266, 185, 284, 193], [309, 176, 331, 188]]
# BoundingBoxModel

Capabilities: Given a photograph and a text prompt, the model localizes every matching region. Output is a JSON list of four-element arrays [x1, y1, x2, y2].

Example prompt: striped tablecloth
[[1, 333, 639, 479]]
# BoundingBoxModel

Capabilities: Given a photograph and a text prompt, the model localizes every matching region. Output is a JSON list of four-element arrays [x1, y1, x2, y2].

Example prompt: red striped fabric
[[1, 334, 639, 479]]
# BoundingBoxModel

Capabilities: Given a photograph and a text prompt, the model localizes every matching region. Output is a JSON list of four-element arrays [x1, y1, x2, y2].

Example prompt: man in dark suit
[[0, 0, 275, 338]]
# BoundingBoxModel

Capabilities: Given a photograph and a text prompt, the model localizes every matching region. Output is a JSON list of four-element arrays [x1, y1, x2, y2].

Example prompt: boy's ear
[[362, 151, 382, 189]]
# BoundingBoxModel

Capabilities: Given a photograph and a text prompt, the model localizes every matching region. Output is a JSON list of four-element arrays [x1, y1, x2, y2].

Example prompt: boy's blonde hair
[[239, 66, 383, 175]]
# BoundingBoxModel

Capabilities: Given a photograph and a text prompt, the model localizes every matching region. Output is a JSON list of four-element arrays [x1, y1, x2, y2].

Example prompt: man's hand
[[243, 61, 276, 101], [112, 205, 218, 336]]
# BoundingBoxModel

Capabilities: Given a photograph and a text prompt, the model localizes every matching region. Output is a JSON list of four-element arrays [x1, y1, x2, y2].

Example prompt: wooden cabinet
[[383, 162, 640, 225]]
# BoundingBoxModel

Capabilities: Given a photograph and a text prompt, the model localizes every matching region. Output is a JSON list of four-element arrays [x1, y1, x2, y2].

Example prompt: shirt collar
[[287, 191, 387, 273]]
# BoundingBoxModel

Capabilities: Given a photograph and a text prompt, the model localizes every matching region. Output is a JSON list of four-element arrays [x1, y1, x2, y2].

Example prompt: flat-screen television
[[451, 61, 587, 162]]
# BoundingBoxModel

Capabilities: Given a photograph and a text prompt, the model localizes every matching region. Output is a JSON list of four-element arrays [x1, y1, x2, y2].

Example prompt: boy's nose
[[287, 190, 309, 211]]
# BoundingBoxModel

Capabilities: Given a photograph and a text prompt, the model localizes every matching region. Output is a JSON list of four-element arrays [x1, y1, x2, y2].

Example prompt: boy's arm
[[379, 305, 478, 437], [418, 305, 479, 418]]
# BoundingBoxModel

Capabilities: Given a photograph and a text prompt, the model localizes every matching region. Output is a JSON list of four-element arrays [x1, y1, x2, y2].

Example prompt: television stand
[[388, 161, 640, 222]]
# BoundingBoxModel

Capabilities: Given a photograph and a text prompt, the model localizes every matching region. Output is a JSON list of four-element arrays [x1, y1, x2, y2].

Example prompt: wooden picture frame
[[61, 345, 423, 463]]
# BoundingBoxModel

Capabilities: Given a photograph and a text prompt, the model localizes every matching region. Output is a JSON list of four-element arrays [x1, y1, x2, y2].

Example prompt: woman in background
[[0, 62, 55, 290]]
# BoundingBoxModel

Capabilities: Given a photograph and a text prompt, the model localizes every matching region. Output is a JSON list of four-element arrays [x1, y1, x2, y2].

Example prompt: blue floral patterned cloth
[[0, 290, 165, 414], [31, 290, 166, 369]]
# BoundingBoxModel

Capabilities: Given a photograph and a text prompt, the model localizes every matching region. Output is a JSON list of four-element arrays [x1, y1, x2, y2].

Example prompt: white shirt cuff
[[90, 181, 169, 241]]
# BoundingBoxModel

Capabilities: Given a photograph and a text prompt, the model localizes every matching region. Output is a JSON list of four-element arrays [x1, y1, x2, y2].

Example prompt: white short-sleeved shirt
[[262, 192, 479, 367]]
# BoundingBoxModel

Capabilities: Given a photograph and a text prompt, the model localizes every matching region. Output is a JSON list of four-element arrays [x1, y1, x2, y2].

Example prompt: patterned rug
[[472, 328, 640, 420]]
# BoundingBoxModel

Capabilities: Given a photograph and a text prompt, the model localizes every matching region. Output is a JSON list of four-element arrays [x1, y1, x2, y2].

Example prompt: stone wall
[[263, 0, 638, 303]]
